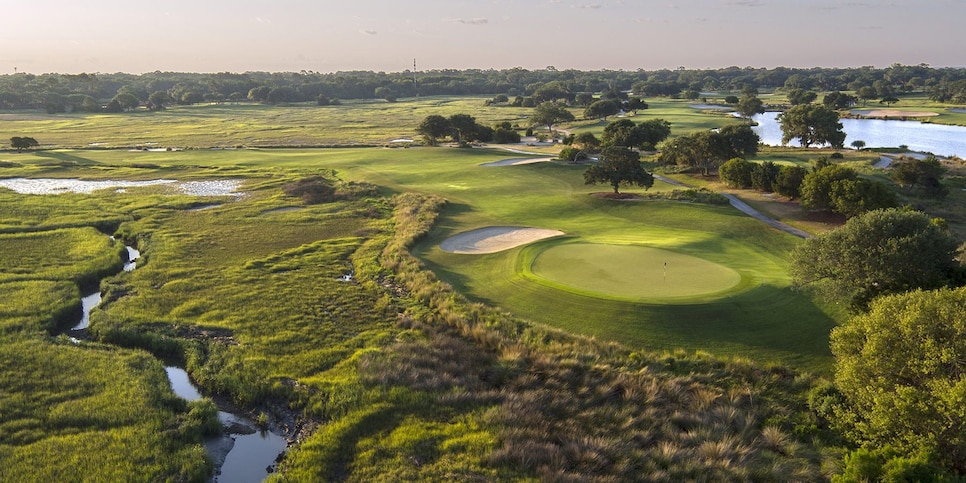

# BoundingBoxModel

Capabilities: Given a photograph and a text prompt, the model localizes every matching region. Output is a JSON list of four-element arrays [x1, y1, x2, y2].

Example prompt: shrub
[[282, 176, 337, 204]]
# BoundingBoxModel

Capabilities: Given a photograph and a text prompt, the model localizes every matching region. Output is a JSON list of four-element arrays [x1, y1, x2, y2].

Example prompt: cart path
[[655, 175, 811, 239]]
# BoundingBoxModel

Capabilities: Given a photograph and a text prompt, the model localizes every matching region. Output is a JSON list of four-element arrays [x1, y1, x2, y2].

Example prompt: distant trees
[[790, 208, 960, 308], [778, 104, 846, 148], [416, 114, 495, 146], [148, 91, 173, 110], [735, 95, 764, 120], [111, 93, 140, 112], [600, 118, 671, 151], [10, 136, 39, 152], [583, 99, 621, 120], [416, 115, 451, 146], [583, 146, 653, 194], [786, 88, 817, 105], [530, 102, 574, 137], [823, 91, 857, 109], [660, 125, 759, 175]]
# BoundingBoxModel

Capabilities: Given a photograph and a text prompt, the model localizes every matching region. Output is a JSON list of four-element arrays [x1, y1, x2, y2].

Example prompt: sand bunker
[[850, 109, 938, 118], [480, 157, 554, 167], [440, 226, 564, 254]]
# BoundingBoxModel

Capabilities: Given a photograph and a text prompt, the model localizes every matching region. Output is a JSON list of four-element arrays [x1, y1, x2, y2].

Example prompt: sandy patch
[[480, 157, 554, 167], [850, 109, 938, 118], [440, 226, 564, 254]]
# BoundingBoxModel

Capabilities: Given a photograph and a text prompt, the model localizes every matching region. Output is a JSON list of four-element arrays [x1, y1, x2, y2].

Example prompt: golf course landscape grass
[[527, 242, 742, 300], [14, 91, 966, 479]]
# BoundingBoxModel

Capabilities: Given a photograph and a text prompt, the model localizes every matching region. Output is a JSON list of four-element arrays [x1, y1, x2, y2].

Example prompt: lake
[[749, 111, 966, 158]]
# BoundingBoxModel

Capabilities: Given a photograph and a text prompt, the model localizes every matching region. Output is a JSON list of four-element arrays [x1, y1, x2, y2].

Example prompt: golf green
[[529, 243, 742, 299]]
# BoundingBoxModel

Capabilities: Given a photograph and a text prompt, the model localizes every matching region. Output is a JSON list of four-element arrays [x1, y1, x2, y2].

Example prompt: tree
[[558, 146, 587, 163], [247, 86, 271, 102], [374, 86, 396, 102], [10, 136, 39, 152], [850, 140, 866, 150], [416, 115, 451, 146], [583, 146, 653, 194], [786, 88, 817, 106], [735, 95, 764, 120], [600, 119, 639, 147], [823, 91, 857, 109], [660, 127, 757, 176], [750, 161, 780, 192], [790, 208, 961, 308], [583, 99, 621, 120], [531, 102, 574, 137], [774, 165, 808, 199], [624, 97, 648, 114], [492, 128, 521, 144], [719, 157, 753, 188], [800, 164, 857, 212], [448, 114, 478, 145], [635, 119, 671, 151], [879, 95, 899, 106], [830, 287, 966, 473], [778, 104, 846, 148], [574, 132, 600, 152], [724, 95, 739, 104], [829, 178, 897, 218], [718, 124, 759, 158], [112, 92, 140, 111], [856, 86, 877, 106], [147, 91, 173, 110], [891, 155, 947, 197]]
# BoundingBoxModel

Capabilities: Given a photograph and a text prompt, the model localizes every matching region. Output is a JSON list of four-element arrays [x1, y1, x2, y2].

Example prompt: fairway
[[529, 243, 741, 300]]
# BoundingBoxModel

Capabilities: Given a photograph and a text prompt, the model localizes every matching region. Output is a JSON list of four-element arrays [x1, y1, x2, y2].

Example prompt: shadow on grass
[[34, 151, 102, 166]]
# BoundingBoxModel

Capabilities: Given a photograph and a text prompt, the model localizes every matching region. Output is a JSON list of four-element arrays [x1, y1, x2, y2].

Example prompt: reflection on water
[[164, 366, 288, 482], [750, 111, 966, 158]]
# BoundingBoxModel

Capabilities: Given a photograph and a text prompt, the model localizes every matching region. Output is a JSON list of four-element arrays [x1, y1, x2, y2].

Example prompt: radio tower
[[413, 58, 418, 98]]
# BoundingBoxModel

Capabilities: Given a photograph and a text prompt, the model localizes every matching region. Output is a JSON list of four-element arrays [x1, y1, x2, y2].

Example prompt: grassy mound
[[529, 242, 742, 300]]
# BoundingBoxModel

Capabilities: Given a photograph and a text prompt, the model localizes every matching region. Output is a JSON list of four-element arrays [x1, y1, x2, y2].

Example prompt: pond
[[0, 178, 244, 197], [749, 111, 966, 158]]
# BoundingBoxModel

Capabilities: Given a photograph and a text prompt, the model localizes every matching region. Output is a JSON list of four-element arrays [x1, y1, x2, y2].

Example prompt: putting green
[[529, 243, 742, 300]]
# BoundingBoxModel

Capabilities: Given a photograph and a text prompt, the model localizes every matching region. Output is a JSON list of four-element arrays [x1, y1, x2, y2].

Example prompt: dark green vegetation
[[827, 287, 966, 477], [790, 209, 962, 309]]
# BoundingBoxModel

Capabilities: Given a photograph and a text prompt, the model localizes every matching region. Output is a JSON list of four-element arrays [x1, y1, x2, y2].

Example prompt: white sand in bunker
[[480, 157, 554, 167], [440, 226, 564, 254], [850, 109, 938, 117]]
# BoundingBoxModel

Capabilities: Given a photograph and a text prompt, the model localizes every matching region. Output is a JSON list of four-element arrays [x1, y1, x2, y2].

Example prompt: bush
[[719, 158, 752, 188], [492, 128, 520, 144], [282, 176, 337, 204]]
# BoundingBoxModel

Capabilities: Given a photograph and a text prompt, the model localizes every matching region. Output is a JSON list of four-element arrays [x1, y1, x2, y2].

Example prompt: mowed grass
[[0, 146, 839, 371], [528, 242, 742, 300]]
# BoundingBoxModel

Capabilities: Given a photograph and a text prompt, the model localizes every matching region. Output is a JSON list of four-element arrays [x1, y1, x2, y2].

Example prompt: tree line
[[1, 64, 965, 112]]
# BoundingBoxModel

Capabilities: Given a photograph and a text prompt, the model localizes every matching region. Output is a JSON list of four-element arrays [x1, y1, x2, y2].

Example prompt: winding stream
[[71, 238, 288, 482]]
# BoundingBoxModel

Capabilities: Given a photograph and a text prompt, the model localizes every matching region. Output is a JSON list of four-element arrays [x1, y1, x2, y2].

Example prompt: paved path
[[655, 174, 811, 239]]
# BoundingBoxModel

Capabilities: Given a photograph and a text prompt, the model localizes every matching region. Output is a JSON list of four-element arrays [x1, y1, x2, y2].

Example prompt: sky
[[2, 0, 963, 74]]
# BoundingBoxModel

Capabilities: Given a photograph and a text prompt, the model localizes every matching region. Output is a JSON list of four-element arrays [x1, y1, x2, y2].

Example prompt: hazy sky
[[2, 0, 963, 74]]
